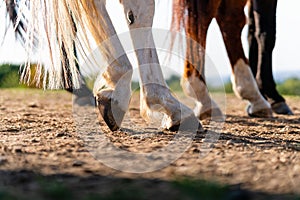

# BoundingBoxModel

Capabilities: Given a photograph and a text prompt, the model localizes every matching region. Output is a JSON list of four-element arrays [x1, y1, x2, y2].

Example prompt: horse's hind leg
[[179, 0, 223, 121], [94, 1, 133, 131], [61, 42, 94, 106], [249, 0, 293, 115], [121, 0, 202, 131], [215, 1, 272, 117]]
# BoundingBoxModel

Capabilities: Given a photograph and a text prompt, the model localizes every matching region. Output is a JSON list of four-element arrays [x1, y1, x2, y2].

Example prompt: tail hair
[[4, 0, 28, 43], [4, 0, 111, 89]]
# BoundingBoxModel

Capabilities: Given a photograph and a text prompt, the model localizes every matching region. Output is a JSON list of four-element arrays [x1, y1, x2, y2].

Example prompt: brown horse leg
[[216, 0, 272, 117], [182, 1, 224, 121]]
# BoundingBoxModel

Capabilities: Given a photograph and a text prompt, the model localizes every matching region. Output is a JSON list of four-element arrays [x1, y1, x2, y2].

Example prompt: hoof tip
[[247, 105, 273, 118], [167, 115, 203, 132], [96, 94, 125, 131], [272, 102, 293, 115], [198, 108, 225, 122]]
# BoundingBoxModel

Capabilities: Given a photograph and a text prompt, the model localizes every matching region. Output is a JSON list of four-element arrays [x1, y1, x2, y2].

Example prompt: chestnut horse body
[[172, 0, 272, 119], [172, 0, 293, 119]]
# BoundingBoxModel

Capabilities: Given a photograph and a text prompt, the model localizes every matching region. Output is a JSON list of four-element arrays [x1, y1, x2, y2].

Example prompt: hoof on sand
[[96, 94, 125, 131], [271, 102, 293, 115], [198, 108, 225, 122], [167, 115, 203, 132], [247, 105, 273, 118]]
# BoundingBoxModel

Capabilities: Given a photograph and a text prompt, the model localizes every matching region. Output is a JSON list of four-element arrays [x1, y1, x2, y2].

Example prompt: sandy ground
[[0, 89, 299, 199]]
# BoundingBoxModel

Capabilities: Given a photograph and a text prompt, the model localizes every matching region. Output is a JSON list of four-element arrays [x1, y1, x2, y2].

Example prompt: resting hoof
[[74, 96, 95, 107], [247, 105, 273, 118], [72, 86, 95, 106], [96, 93, 126, 131], [167, 115, 203, 132], [198, 108, 225, 122], [272, 102, 294, 115]]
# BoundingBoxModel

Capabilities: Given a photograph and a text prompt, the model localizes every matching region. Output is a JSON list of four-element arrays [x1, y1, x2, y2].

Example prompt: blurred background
[[0, 0, 299, 94]]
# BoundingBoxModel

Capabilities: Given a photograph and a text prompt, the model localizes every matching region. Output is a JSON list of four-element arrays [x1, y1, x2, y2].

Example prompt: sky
[[0, 0, 300, 80]]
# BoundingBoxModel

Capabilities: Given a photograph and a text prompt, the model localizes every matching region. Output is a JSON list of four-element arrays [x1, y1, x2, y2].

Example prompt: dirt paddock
[[0, 89, 299, 199]]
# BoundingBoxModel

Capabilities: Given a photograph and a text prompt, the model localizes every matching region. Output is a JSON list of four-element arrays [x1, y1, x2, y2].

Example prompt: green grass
[[39, 180, 73, 200], [172, 178, 231, 200], [0, 178, 228, 200], [277, 78, 300, 96], [0, 190, 17, 200], [0, 64, 26, 88]]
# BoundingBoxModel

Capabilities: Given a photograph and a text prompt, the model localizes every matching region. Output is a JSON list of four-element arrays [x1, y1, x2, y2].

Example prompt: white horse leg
[[94, 1, 133, 131], [181, 74, 223, 121], [231, 59, 272, 117], [121, 0, 201, 131]]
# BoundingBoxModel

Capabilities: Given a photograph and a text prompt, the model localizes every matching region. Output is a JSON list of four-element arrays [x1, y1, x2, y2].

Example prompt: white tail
[[15, 0, 111, 89]]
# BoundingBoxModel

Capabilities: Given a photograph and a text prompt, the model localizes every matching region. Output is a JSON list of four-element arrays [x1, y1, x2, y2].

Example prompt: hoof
[[167, 115, 203, 132], [198, 108, 225, 122], [247, 105, 273, 118], [73, 86, 95, 106], [74, 96, 95, 107], [271, 102, 293, 115], [96, 94, 126, 131]]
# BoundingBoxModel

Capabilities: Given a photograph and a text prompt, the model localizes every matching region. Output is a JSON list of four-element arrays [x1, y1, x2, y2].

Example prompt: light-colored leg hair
[[121, 0, 201, 131], [181, 74, 222, 120], [231, 59, 272, 116], [94, 1, 133, 131]]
